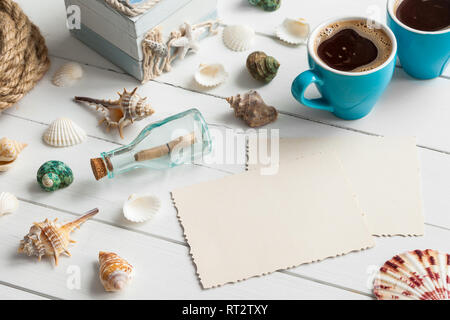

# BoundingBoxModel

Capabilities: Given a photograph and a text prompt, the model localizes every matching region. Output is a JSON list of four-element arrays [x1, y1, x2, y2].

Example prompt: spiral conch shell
[[99, 251, 134, 292], [248, 0, 281, 11], [226, 90, 278, 127], [75, 88, 155, 139], [0, 137, 27, 172], [246, 51, 280, 83], [373, 249, 450, 300], [18, 208, 99, 266]]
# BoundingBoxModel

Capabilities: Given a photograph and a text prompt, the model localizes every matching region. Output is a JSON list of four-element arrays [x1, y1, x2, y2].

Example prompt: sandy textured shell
[[123, 194, 161, 223], [275, 18, 310, 45], [223, 25, 255, 52], [44, 118, 87, 147], [99, 251, 134, 292], [373, 249, 450, 300], [194, 63, 229, 87], [0, 192, 19, 216], [52, 62, 83, 87], [0, 138, 27, 172], [18, 208, 98, 266], [226, 90, 278, 127]]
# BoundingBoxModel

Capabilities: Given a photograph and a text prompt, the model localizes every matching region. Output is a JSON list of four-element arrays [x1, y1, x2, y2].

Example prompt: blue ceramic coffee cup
[[387, 0, 450, 79], [291, 17, 397, 120]]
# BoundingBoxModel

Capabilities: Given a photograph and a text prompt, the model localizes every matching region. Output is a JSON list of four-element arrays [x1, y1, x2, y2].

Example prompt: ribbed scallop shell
[[0, 137, 27, 172], [123, 194, 161, 223], [43, 118, 87, 147], [275, 18, 310, 45], [52, 62, 83, 87], [194, 63, 229, 87], [373, 249, 450, 300], [99, 251, 134, 292], [223, 25, 255, 52], [0, 192, 19, 216]]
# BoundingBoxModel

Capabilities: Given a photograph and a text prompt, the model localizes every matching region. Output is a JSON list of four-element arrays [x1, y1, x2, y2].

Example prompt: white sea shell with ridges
[[43, 118, 87, 147], [52, 62, 83, 87], [275, 18, 310, 45], [223, 25, 255, 52], [194, 63, 229, 87], [0, 192, 19, 216], [123, 194, 161, 223], [373, 249, 450, 300]]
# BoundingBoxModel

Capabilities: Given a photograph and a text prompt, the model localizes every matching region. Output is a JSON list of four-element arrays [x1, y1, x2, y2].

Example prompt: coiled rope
[[0, 0, 50, 112], [104, 0, 161, 17]]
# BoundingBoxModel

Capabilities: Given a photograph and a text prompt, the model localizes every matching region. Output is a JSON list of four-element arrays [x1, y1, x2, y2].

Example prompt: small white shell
[[52, 62, 83, 87], [194, 63, 228, 87], [123, 194, 161, 223], [43, 118, 87, 147], [0, 192, 19, 216], [223, 25, 255, 52], [275, 18, 310, 45]]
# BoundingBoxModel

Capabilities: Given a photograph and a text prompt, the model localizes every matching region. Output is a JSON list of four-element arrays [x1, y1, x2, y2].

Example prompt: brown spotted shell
[[373, 249, 450, 300], [226, 90, 278, 127], [99, 251, 134, 292]]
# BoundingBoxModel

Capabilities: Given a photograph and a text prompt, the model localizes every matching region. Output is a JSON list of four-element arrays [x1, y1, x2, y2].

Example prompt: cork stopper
[[90, 158, 107, 181]]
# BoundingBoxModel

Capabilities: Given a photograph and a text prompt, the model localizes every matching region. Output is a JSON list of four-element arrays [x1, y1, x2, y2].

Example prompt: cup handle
[[291, 70, 334, 112]]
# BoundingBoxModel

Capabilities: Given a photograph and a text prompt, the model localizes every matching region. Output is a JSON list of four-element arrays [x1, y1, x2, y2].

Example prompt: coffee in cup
[[315, 20, 393, 72], [395, 0, 449, 32]]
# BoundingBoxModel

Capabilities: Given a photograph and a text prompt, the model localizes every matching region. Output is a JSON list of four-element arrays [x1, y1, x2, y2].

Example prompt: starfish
[[171, 22, 204, 60]]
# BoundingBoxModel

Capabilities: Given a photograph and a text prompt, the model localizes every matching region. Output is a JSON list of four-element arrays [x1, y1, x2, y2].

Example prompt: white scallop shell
[[373, 249, 450, 300], [194, 63, 228, 87], [43, 118, 87, 148], [52, 62, 83, 87], [223, 25, 255, 52], [275, 18, 310, 45], [0, 192, 19, 216], [123, 194, 161, 223]]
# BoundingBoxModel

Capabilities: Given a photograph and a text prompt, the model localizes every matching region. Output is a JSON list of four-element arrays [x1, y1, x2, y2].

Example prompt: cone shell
[[194, 63, 229, 87], [0, 137, 27, 172], [0, 192, 19, 216], [43, 118, 87, 148], [52, 62, 83, 87], [223, 25, 255, 52], [123, 194, 161, 223], [99, 251, 134, 292], [246, 51, 280, 83], [275, 18, 310, 45], [373, 249, 450, 300], [226, 90, 278, 127]]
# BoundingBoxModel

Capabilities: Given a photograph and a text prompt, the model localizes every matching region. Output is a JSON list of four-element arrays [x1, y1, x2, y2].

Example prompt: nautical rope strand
[[0, 0, 50, 112], [103, 0, 161, 17]]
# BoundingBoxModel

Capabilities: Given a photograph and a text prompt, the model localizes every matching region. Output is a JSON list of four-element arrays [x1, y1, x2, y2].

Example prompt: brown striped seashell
[[18, 208, 99, 266], [99, 251, 134, 292], [74, 87, 155, 139], [226, 90, 278, 127], [373, 249, 450, 300]]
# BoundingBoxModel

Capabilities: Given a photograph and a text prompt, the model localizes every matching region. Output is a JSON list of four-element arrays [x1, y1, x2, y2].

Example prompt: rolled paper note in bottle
[[90, 109, 212, 180]]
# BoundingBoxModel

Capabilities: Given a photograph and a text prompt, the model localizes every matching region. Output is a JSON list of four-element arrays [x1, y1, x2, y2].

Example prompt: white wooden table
[[0, 0, 449, 300]]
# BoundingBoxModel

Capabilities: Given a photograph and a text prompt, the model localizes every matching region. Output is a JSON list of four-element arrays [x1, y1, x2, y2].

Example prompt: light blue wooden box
[[65, 0, 218, 81]]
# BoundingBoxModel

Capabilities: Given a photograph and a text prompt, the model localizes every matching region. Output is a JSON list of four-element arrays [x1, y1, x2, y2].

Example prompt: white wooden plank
[[1, 111, 450, 297], [0, 201, 366, 299], [0, 284, 48, 300]]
